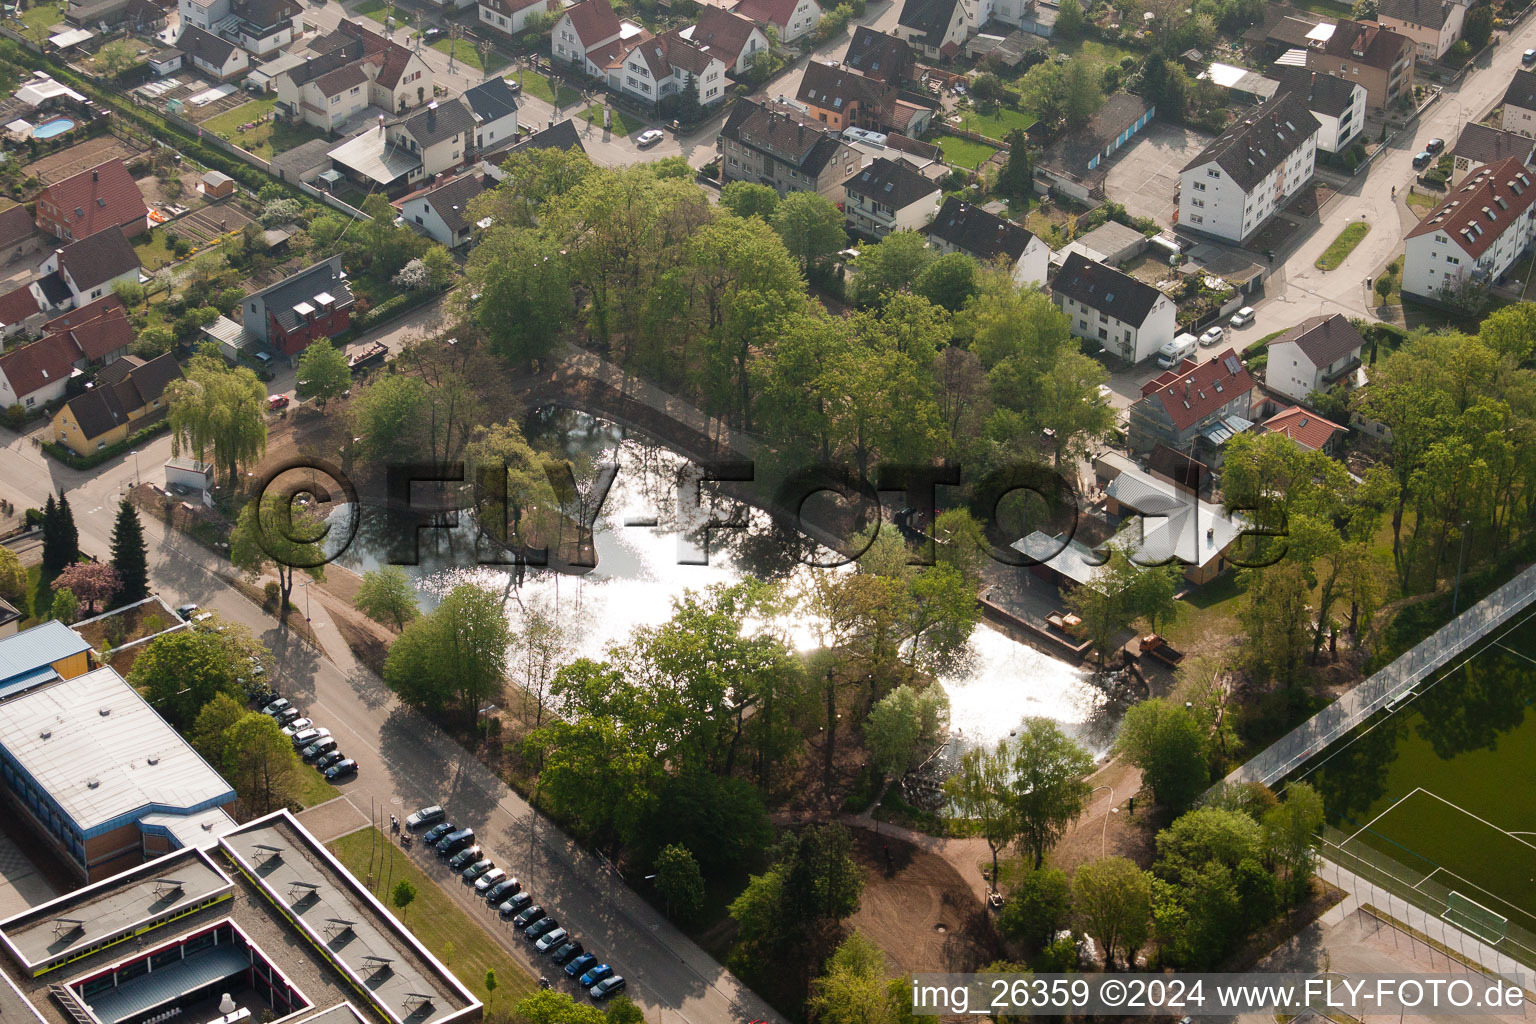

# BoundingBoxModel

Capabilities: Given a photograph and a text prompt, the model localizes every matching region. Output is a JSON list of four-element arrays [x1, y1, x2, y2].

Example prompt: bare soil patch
[[73, 601, 174, 650], [23, 135, 142, 184]]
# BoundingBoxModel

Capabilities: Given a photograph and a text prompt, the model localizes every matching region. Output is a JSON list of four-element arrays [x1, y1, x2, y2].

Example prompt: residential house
[[272, 23, 432, 129], [34, 160, 147, 244], [841, 157, 941, 238], [1051, 251, 1175, 364], [796, 60, 935, 135], [1452, 122, 1536, 184], [0, 284, 43, 339], [612, 30, 729, 107], [0, 204, 41, 262], [1177, 90, 1319, 243], [394, 172, 492, 248], [478, 0, 560, 38], [924, 197, 1047, 287], [843, 26, 914, 86], [1127, 349, 1257, 457], [0, 335, 75, 413], [463, 77, 521, 153], [148, 48, 184, 76], [1262, 404, 1348, 452], [1268, 66, 1366, 152], [242, 257, 356, 360], [1265, 313, 1364, 404], [1033, 94, 1155, 201], [1376, 0, 1464, 60], [732, 0, 822, 43], [1402, 158, 1536, 303], [683, 7, 770, 76], [1502, 70, 1536, 138], [42, 229, 143, 307], [176, 25, 251, 80], [50, 353, 182, 452], [179, 0, 302, 54], [1311, 20, 1415, 112], [719, 98, 864, 199], [328, 98, 479, 192], [509, 118, 587, 154], [552, 0, 624, 72], [43, 295, 135, 368], [895, 0, 968, 59]]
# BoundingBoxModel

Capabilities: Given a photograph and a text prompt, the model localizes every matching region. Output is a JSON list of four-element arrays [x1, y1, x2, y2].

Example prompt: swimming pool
[[33, 118, 75, 139]]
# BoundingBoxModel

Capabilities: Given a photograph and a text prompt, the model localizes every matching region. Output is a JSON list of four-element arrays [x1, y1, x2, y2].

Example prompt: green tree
[[51, 586, 78, 625], [229, 492, 326, 627], [807, 932, 916, 1024], [129, 630, 244, 728], [0, 546, 26, 604], [1236, 561, 1312, 692], [1065, 548, 1177, 669], [1054, 0, 1086, 37], [603, 996, 645, 1024], [1011, 718, 1096, 869], [511, 990, 607, 1024], [1019, 61, 1065, 126], [1000, 867, 1072, 949], [53, 562, 119, 613], [852, 230, 935, 304], [1261, 782, 1325, 904], [1462, 2, 1493, 48], [945, 740, 1019, 883], [354, 566, 420, 630], [42, 492, 80, 574], [1114, 698, 1209, 813], [191, 692, 247, 766], [223, 712, 304, 815], [109, 499, 149, 603], [654, 843, 706, 921], [483, 970, 496, 1008], [384, 583, 512, 728], [772, 190, 846, 272], [997, 130, 1033, 201], [1063, 58, 1106, 128], [864, 683, 950, 780], [1072, 856, 1152, 969], [350, 372, 428, 465], [295, 341, 351, 412], [720, 181, 782, 221], [391, 879, 416, 923], [466, 229, 573, 368], [914, 251, 978, 312], [167, 353, 268, 490]]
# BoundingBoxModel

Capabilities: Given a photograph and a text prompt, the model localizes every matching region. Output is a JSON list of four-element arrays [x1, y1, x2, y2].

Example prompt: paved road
[[0, 399, 783, 1024]]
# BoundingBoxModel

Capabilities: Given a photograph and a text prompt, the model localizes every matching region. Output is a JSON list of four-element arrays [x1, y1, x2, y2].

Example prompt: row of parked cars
[[404, 806, 628, 1002], [250, 687, 359, 782]]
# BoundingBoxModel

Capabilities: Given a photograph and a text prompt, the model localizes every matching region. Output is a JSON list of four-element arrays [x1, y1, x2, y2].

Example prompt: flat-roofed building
[[0, 621, 93, 701]]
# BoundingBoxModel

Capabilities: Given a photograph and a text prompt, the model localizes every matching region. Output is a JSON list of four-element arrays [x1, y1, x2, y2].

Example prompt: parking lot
[[1103, 120, 1214, 230]]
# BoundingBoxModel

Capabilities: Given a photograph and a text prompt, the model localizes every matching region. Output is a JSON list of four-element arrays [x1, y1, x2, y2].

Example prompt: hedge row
[[42, 419, 172, 471], [355, 288, 440, 331]]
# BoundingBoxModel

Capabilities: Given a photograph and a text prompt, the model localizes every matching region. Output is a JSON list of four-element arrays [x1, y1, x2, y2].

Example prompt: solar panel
[[1223, 355, 1240, 374]]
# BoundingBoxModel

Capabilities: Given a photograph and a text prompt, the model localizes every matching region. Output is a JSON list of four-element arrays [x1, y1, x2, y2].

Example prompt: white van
[[1156, 333, 1198, 369]]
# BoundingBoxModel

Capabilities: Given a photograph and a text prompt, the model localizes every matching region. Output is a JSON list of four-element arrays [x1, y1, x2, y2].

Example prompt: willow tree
[[167, 353, 268, 490]]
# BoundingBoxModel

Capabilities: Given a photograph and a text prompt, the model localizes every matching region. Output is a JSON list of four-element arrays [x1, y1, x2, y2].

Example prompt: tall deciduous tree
[[465, 229, 574, 368], [807, 932, 917, 1024], [222, 712, 304, 815], [167, 354, 268, 490], [0, 546, 26, 604], [384, 582, 512, 728], [864, 683, 949, 780], [192, 692, 247, 765], [1114, 698, 1209, 813], [1261, 782, 1325, 904], [772, 191, 846, 273], [654, 843, 706, 921], [129, 630, 244, 729], [296, 341, 351, 412], [945, 740, 1019, 883], [110, 500, 149, 603], [229, 492, 326, 627], [52, 562, 119, 614], [720, 181, 781, 221], [354, 566, 419, 630], [1072, 856, 1152, 969], [1011, 718, 1096, 869]]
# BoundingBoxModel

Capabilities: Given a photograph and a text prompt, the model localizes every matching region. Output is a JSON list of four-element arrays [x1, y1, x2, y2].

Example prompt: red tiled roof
[[35, 160, 147, 242], [1139, 348, 1255, 433], [0, 205, 36, 249], [1263, 405, 1346, 450], [1406, 157, 1536, 260], [565, 0, 621, 47], [43, 293, 126, 335], [61, 307, 134, 363], [373, 42, 415, 88], [0, 332, 76, 399], [0, 284, 39, 327], [732, 0, 804, 26]]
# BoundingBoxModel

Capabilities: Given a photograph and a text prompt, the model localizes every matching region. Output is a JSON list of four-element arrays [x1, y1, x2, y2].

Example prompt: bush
[[24, 507, 43, 528], [42, 419, 171, 471], [263, 581, 281, 606], [4, 404, 23, 430]]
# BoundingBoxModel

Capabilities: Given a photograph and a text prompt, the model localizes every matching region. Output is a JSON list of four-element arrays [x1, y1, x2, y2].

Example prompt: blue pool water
[[33, 118, 75, 139]]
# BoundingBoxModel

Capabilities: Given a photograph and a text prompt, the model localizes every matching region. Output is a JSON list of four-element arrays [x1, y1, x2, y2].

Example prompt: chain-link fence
[[1217, 563, 1536, 791]]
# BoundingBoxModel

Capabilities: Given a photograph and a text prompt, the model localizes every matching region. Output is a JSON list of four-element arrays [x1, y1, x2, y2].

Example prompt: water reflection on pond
[[327, 409, 1116, 754]]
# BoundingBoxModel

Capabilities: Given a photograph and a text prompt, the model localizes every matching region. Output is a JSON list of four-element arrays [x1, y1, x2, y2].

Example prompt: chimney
[[378, 114, 385, 134], [1184, 378, 1190, 399], [92, 168, 98, 182], [427, 104, 436, 133]]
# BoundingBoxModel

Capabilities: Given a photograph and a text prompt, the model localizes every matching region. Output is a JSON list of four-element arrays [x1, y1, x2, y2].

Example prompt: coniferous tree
[[110, 500, 149, 603], [40, 494, 61, 573], [56, 493, 79, 568]]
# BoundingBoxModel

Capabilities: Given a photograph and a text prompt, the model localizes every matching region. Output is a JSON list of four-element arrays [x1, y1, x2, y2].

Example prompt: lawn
[[580, 104, 639, 137], [1315, 221, 1371, 270], [430, 37, 510, 74], [134, 230, 179, 272], [516, 71, 583, 109], [936, 134, 1000, 170], [1161, 571, 1245, 648], [1054, 37, 1135, 65], [17, 2, 63, 39], [328, 829, 535, 1006], [199, 98, 324, 159], [293, 769, 340, 808], [1405, 191, 1437, 218], [354, 0, 414, 25], [955, 104, 1036, 140]]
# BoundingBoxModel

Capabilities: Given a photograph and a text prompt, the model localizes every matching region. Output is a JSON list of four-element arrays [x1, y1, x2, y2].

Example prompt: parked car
[[499, 892, 534, 917], [1228, 306, 1255, 327], [513, 905, 545, 929], [422, 822, 455, 845], [316, 750, 347, 771], [1199, 325, 1224, 347], [438, 828, 476, 858], [636, 129, 665, 147], [281, 718, 313, 737], [302, 738, 338, 762], [324, 759, 357, 781], [262, 698, 291, 717], [564, 952, 597, 977], [1413, 151, 1433, 169], [447, 846, 483, 872], [175, 603, 199, 620], [406, 806, 446, 830], [524, 917, 559, 941], [291, 727, 329, 749], [550, 941, 584, 965], [423, 26, 441, 38], [485, 879, 521, 904], [275, 706, 303, 726], [1525, 48, 1536, 65], [535, 928, 568, 952], [1425, 137, 1445, 154], [579, 964, 614, 988], [267, 394, 290, 411], [465, 862, 499, 885], [589, 977, 626, 1001]]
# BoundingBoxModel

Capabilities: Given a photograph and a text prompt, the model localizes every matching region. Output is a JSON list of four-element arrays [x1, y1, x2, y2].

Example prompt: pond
[[325, 409, 1113, 755]]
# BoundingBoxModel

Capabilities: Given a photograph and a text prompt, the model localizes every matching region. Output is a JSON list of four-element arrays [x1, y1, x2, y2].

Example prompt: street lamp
[[299, 578, 313, 625], [130, 449, 140, 487], [1089, 784, 1115, 857]]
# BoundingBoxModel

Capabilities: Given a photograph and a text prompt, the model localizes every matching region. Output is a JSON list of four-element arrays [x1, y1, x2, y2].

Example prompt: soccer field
[[1299, 610, 1536, 957]]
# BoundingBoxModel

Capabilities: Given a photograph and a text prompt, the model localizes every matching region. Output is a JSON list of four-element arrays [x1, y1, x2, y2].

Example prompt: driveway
[[1104, 121, 1213, 230]]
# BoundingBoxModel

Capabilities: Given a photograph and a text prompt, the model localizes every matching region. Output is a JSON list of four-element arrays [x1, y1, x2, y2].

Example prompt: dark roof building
[[1181, 90, 1320, 191], [1377, 0, 1456, 29], [1267, 66, 1359, 117], [243, 257, 356, 358], [843, 25, 913, 84], [464, 77, 520, 127], [843, 156, 938, 207], [1505, 69, 1536, 111], [392, 98, 478, 150], [1453, 121, 1536, 167], [53, 228, 142, 300], [719, 98, 861, 198], [0, 332, 76, 403], [509, 118, 587, 154], [1052, 251, 1165, 328], [924, 198, 1046, 284], [0, 204, 37, 251], [394, 172, 492, 248], [896, 0, 963, 56], [55, 352, 181, 446]]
